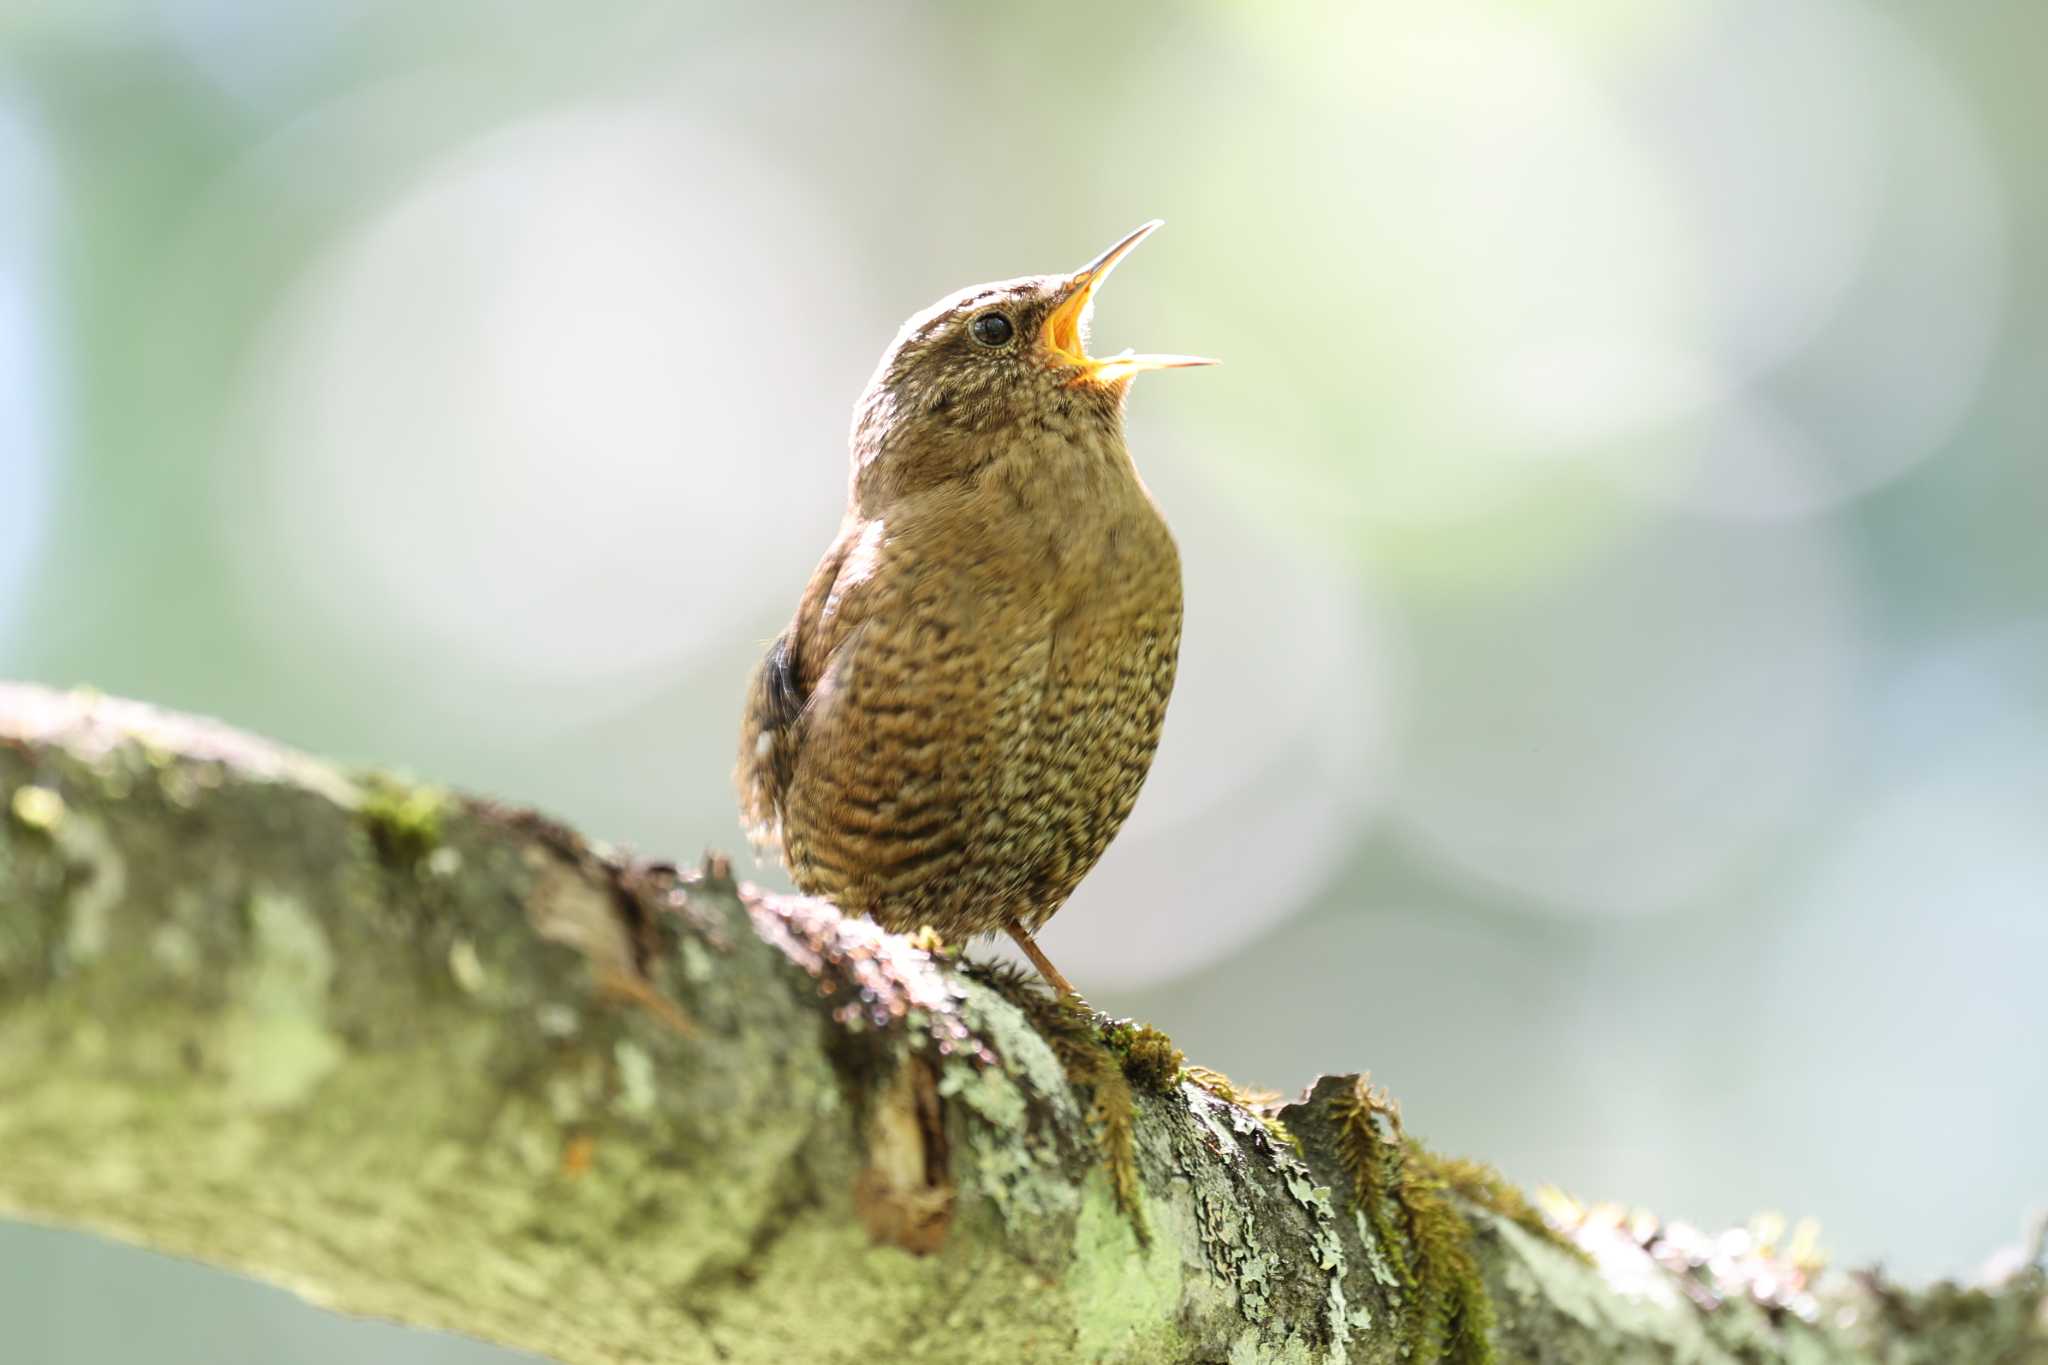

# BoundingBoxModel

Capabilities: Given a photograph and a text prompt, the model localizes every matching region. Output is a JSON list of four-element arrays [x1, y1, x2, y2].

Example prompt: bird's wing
[[776, 520, 1048, 927], [735, 517, 867, 851]]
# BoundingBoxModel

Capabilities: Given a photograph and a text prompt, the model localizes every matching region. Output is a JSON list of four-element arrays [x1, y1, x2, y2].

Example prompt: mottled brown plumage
[[737, 222, 1212, 994]]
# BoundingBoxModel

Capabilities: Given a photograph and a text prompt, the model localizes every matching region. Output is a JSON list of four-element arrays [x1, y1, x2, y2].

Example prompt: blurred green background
[[3, 0, 2045, 1359]]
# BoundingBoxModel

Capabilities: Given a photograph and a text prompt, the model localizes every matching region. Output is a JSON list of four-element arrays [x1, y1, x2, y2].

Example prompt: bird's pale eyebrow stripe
[[907, 286, 1031, 340]]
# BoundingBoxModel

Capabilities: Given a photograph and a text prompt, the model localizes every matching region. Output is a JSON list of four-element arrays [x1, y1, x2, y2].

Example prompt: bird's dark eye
[[969, 311, 1015, 347]]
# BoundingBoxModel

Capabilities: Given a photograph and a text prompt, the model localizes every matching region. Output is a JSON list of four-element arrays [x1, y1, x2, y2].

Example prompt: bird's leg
[[1005, 922, 1079, 998]]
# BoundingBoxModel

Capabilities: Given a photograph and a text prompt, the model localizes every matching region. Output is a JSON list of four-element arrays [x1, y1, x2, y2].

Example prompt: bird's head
[[849, 221, 1214, 502]]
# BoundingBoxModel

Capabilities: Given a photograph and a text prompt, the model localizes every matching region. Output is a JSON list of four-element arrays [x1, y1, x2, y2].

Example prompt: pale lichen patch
[[613, 1039, 658, 1117], [1066, 1172, 1185, 1361], [448, 937, 487, 994], [938, 1061, 1027, 1131], [219, 891, 343, 1110], [544, 1054, 610, 1125], [1175, 1097, 1292, 1329], [940, 1060, 1078, 1228], [1, 786, 129, 964], [508, 1110, 561, 1175], [1487, 1212, 1732, 1360], [1227, 1326, 1318, 1365], [52, 810, 127, 964], [934, 977, 1101, 1230], [1357, 1209, 1404, 1288], [150, 923, 200, 979], [678, 937, 716, 985], [1489, 1214, 1607, 1331], [217, 994, 342, 1110], [962, 1124, 1072, 1225], [1283, 1156, 1356, 1360], [536, 1002, 581, 1038], [955, 981, 1076, 1125]]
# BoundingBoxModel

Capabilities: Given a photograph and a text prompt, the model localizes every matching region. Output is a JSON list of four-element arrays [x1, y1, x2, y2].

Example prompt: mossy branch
[[1, 683, 2042, 1365]]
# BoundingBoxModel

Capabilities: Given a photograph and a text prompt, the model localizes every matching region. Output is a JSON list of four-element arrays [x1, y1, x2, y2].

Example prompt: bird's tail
[[734, 631, 803, 857]]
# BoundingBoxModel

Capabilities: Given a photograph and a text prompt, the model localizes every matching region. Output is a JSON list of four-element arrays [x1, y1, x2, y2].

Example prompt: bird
[[736, 221, 1214, 997]]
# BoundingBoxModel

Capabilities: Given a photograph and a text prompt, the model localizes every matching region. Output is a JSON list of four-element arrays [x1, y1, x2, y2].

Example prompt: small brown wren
[[736, 222, 1213, 996]]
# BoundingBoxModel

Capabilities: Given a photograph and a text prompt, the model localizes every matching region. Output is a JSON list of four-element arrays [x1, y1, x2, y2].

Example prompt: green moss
[[1330, 1076, 1415, 1296], [1098, 1018, 1185, 1093], [1419, 1151, 1591, 1266], [1330, 1075, 1500, 1365], [1395, 1139, 1496, 1364], [356, 774, 449, 868], [1040, 994, 1144, 1243]]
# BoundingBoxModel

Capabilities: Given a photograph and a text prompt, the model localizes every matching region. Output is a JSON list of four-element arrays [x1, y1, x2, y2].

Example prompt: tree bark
[[0, 682, 2041, 1364]]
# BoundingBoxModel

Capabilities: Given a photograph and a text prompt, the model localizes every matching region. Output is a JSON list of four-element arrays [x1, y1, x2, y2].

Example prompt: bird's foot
[[1002, 922, 1079, 998], [955, 958, 1186, 1096]]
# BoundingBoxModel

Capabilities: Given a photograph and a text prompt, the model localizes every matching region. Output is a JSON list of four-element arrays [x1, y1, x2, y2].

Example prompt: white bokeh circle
[[1162, 4, 1706, 537], [1128, 0, 2004, 542], [223, 99, 864, 722], [1588, 0, 2007, 521], [1749, 624, 2048, 1265], [1390, 510, 1861, 919]]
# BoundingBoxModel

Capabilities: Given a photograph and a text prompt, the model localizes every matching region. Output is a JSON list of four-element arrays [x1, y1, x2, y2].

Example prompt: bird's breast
[[949, 447, 1179, 608]]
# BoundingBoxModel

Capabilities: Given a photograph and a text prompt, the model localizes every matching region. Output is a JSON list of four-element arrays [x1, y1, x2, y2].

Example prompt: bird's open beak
[[1041, 220, 1219, 385]]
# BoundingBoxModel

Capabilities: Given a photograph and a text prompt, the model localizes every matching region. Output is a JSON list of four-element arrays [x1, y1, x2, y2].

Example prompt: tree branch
[[0, 683, 2041, 1364]]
